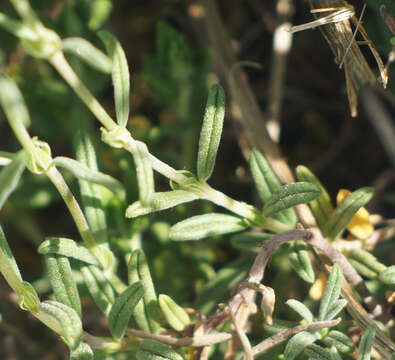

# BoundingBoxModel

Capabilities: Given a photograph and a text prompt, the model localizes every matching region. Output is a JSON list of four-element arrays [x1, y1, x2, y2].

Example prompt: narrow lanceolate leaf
[[139, 339, 184, 360], [98, 30, 130, 127], [284, 331, 320, 360], [357, 325, 376, 360], [324, 299, 347, 321], [109, 281, 145, 339], [169, 213, 248, 241], [126, 190, 198, 218], [54, 156, 125, 200], [128, 249, 160, 334], [0, 72, 31, 127], [69, 342, 94, 360], [296, 165, 334, 228], [197, 84, 225, 182], [0, 225, 24, 294], [109, 281, 144, 339], [132, 141, 154, 206], [75, 132, 110, 247], [262, 182, 321, 218], [38, 237, 98, 266], [289, 245, 315, 284], [305, 344, 332, 360], [324, 187, 373, 241], [0, 151, 26, 211], [286, 299, 314, 323], [249, 150, 297, 225], [329, 347, 343, 360], [379, 265, 395, 285], [322, 330, 355, 354], [159, 294, 190, 332], [45, 254, 81, 317], [80, 265, 114, 316], [318, 264, 342, 321], [0, 13, 37, 40], [348, 249, 387, 275], [230, 232, 272, 253], [38, 300, 82, 350], [62, 37, 112, 74]]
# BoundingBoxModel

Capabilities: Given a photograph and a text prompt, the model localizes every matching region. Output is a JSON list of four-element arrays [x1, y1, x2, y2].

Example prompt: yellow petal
[[336, 189, 374, 239], [309, 272, 327, 300]]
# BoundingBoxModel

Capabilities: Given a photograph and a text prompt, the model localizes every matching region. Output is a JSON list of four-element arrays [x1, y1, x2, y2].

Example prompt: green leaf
[[357, 325, 376, 360], [0, 12, 37, 40], [289, 243, 315, 284], [75, 132, 111, 248], [131, 141, 154, 206], [18, 281, 40, 312], [230, 231, 272, 253], [284, 331, 320, 360], [379, 265, 395, 285], [169, 213, 248, 241], [249, 150, 297, 225], [98, 30, 130, 127], [126, 190, 198, 218], [197, 84, 225, 182], [0, 151, 26, 211], [54, 156, 125, 200], [38, 300, 82, 350], [348, 249, 386, 274], [128, 249, 160, 334], [329, 347, 343, 360], [61, 37, 112, 74], [296, 165, 334, 228], [318, 264, 342, 321], [0, 72, 31, 127], [136, 350, 167, 360], [324, 187, 373, 240], [159, 294, 190, 332], [286, 299, 314, 323], [0, 224, 24, 294], [45, 254, 81, 317], [108, 281, 144, 339], [262, 182, 321, 218], [139, 339, 184, 360], [322, 330, 355, 354], [38, 237, 99, 266], [80, 265, 114, 316], [305, 344, 332, 360], [324, 299, 347, 321], [69, 342, 94, 360]]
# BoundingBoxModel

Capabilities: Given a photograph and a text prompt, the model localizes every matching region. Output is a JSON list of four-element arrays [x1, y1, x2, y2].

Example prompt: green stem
[[49, 51, 117, 132]]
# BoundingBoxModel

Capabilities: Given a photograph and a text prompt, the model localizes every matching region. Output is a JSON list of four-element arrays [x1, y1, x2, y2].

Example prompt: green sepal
[[262, 182, 321, 218], [108, 281, 144, 339], [158, 294, 190, 332], [126, 190, 198, 218], [61, 37, 112, 73], [0, 150, 26, 211], [98, 30, 130, 128], [39, 237, 99, 266], [169, 213, 248, 241], [197, 84, 225, 182], [249, 150, 297, 225], [18, 281, 40, 312], [128, 249, 160, 334], [324, 187, 373, 241], [45, 254, 81, 317]]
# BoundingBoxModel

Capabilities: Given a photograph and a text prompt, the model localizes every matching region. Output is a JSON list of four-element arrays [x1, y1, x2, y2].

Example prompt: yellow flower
[[336, 189, 374, 239]]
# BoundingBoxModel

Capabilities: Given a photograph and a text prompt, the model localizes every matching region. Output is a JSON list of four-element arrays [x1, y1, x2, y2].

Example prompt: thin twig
[[248, 318, 341, 358], [126, 328, 233, 347]]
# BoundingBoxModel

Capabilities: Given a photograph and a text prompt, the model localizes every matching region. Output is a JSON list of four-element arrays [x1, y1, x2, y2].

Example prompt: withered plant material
[[306, 0, 387, 116]]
